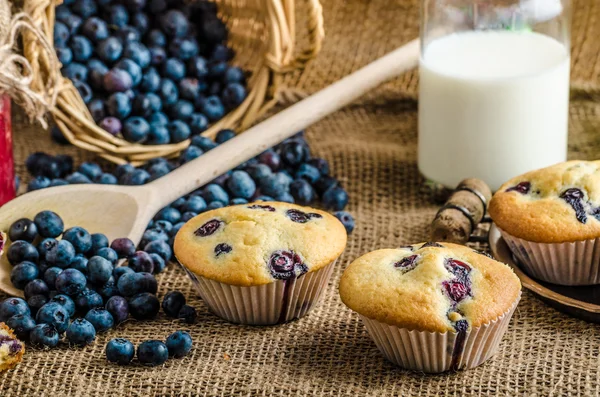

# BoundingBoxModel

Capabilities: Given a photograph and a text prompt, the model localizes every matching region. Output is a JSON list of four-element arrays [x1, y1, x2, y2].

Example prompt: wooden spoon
[[0, 39, 420, 296]]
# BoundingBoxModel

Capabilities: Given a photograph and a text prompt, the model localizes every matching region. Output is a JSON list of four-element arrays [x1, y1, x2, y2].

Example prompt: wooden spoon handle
[[147, 39, 421, 208]]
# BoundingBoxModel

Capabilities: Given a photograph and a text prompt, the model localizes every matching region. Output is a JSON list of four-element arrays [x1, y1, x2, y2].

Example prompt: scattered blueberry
[[165, 331, 193, 358], [106, 338, 135, 365]]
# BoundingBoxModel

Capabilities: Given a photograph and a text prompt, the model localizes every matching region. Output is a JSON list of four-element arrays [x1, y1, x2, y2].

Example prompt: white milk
[[418, 31, 570, 191]]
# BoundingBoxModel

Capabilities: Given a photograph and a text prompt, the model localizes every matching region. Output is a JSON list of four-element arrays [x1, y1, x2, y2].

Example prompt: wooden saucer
[[488, 224, 600, 323]]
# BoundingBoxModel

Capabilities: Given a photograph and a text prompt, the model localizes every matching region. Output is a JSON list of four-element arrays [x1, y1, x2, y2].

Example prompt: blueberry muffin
[[489, 160, 600, 285], [0, 323, 24, 371], [174, 202, 347, 325], [339, 242, 521, 373]]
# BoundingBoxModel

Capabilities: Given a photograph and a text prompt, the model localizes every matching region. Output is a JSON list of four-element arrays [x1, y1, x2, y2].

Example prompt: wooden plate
[[489, 224, 600, 323]]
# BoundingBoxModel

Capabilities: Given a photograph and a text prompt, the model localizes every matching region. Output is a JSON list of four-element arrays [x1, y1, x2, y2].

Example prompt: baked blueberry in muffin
[[174, 202, 347, 324], [0, 323, 25, 372]]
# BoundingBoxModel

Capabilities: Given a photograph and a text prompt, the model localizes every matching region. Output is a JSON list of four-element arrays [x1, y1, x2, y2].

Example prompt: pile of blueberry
[[26, 131, 356, 237], [0, 210, 195, 357], [105, 330, 192, 366], [54, 0, 246, 144]]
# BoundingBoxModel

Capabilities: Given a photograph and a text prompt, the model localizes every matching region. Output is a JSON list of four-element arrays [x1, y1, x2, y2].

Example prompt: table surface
[[3, 0, 600, 395]]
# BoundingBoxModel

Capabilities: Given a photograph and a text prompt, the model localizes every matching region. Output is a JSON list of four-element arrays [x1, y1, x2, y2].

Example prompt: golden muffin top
[[339, 242, 521, 333], [174, 202, 347, 286], [489, 160, 600, 242]]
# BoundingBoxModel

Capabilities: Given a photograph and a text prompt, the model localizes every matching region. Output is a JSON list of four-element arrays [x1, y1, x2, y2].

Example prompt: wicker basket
[[21, 0, 324, 165]]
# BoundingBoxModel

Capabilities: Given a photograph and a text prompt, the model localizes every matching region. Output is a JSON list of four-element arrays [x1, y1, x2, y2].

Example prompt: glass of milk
[[418, 0, 571, 191]]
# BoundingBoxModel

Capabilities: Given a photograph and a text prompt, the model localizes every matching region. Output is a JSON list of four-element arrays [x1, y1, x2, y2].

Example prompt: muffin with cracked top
[[0, 323, 25, 372], [489, 160, 600, 285], [174, 201, 347, 325], [339, 242, 521, 373]]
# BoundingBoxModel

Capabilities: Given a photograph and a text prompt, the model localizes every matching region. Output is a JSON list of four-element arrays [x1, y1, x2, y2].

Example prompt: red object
[[0, 96, 14, 206]]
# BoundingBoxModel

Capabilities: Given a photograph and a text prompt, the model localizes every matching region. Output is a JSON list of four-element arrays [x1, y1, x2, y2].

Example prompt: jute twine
[[0, 0, 59, 127], [3, 0, 600, 395]]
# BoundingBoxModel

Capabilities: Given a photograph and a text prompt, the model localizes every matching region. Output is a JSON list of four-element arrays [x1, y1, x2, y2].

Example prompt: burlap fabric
[[2, 0, 600, 395]]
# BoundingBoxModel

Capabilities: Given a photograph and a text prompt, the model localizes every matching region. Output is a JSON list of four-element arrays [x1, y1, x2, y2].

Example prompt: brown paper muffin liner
[[498, 227, 600, 286], [181, 259, 337, 325], [358, 292, 521, 373]]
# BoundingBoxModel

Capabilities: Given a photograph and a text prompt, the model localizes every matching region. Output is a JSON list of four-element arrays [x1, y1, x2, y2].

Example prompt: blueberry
[[71, 35, 93, 62], [294, 164, 320, 184], [246, 164, 272, 182], [93, 173, 117, 185], [322, 186, 349, 211], [54, 22, 70, 47], [117, 272, 156, 297], [0, 298, 31, 322], [6, 314, 36, 340], [81, 17, 108, 42], [86, 256, 113, 286], [72, 0, 97, 18], [107, 4, 129, 27], [178, 78, 201, 100], [27, 295, 48, 317], [98, 277, 119, 300], [149, 111, 168, 126], [149, 46, 167, 66], [146, 29, 166, 47], [143, 240, 172, 262], [201, 16, 228, 44], [55, 268, 87, 296], [110, 238, 136, 258], [56, 155, 74, 176], [314, 175, 339, 196], [116, 25, 140, 42], [168, 37, 198, 60], [214, 129, 234, 144], [159, 78, 179, 106], [128, 251, 154, 273], [61, 13, 83, 35], [74, 289, 104, 312], [149, 253, 166, 274], [178, 304, 197, 324], [260, 173, 291, 197], [168, 100, 194, 121], [62, 62, 88, 82], [289, 179, 316, 205], [24, 279, 50, 300], [123, 41, 151, 68], [78, 162, 103, 180], [162, 58, 186, 81], [199, 96, 225, 121], [221, 83, 247, 110], [26, 175, 50, 192], [147, 123, 170, 145], [106, 92, 132, 119], [225, 170, 255, 199], [7, 240, 39, 265], [93, 248, 117, 268], [165, 120, 190, 143], [183, 114, 208, 136], [133, 93, 161, 117], [90, 234, 109, 254], [55, 6, 73, 22], [84, 308, 114, 333], [280, 141, 310, 167], [147, 164, 171, 181], [113, 164, 134, 180], [131, 11, 149, 33], [274, 192, 294, 203], [43, 267, 63, 289], [258, 150, 281, 171], [88, 99, 106, 122], [160, 10, 189, 38], [36, 302, 70, 333], [97, 37, 123, 63], [105, 296, 129, 324], [188, 56, 209, 79], [141, 228, 169, 246], [129, 292, 160, 320], [115, 59, 142, 87], [202, 184, 229, 205], [103, 68, 133, 93], [305, 158, 328, 177], [179, 196, 205, 214], [74, 80, 93, 103], [154, 208, 182, 228], [62, 226, 92, 254], [87, 58, 109, 89], [179, 212, 195, 222], [165, 331, 193, 358], [100, 117, 122, 136], [10, 262, 39, 289], [161, 291, 185, 318], [66, 318, 96, 345], [106, 338, 135, 365], [56, 47, 73, 65], [9, 218, 38, 243], [113, 266, 134, 281], [140, 67, 161, 92], [49, 294, 76, 317], [122, 117, 150, 143], [67, 255, 88, 275], [30, 324, 60, 348]]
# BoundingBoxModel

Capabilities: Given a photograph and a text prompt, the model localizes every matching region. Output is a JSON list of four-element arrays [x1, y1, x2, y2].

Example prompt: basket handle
[[264, 0, 324, 73]]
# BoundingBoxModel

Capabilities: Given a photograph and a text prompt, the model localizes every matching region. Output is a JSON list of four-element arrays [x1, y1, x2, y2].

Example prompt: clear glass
[[418, 0, 571, 191]]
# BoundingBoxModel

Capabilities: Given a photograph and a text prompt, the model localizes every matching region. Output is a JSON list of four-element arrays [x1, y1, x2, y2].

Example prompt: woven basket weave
[[21, 0, 324, 165]]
